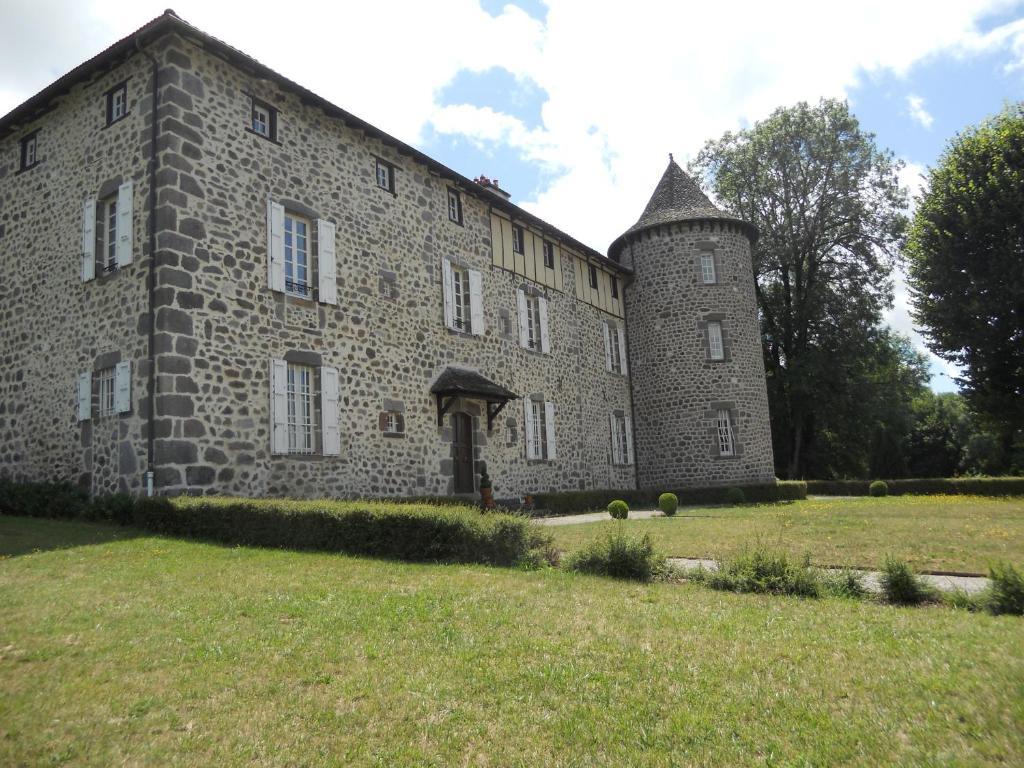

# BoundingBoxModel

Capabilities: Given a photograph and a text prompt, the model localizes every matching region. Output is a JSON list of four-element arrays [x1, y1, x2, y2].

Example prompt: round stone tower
[[609, 158, 775, 489]]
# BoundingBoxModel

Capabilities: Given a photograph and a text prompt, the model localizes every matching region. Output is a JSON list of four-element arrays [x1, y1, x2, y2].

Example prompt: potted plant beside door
[[478, 462, 495, 510]]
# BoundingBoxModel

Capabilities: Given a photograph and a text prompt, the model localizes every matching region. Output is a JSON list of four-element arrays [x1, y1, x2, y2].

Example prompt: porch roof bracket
[[436, 394, 458, 427], [487, 399, 508, 433]]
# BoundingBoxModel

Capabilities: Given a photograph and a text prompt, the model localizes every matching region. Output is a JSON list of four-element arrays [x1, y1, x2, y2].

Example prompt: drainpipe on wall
[[136, 36, 159, 496], [624, 270, 642, 492]]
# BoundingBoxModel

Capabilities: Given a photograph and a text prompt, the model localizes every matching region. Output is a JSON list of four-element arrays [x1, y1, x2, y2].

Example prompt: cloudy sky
[[3, 0, 1023, 391]]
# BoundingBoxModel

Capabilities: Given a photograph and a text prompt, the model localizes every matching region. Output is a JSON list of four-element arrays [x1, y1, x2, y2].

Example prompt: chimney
[[473, 174, 511, 201]]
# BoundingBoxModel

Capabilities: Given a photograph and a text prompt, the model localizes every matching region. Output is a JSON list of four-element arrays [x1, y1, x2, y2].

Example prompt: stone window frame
[[379, 399, 406, 438], [379, 269, 399, 301], [694, 241, 723, 286], [705, 401, 744, 459], [512, 224, 525, 254], [91, 350, 129, 420], [18, 130, 40, 173], [104, 80, 129, 127], [605, 319, 624, 375], [281, 350, 324, 457], [447, 187, 464, 225], [374, 156, 397, 196], [247, 95, 279, 142], [275, 199, 324, 305], [697, 313, 732, 363]]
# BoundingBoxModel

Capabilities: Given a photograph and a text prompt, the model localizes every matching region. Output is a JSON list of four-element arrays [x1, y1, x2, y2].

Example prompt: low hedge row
[[532, 481, 807, 516], [805, 477, 1024, 497]]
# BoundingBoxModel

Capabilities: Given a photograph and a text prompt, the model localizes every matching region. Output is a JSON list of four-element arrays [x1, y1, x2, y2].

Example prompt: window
[[588, 264, 598, 289], [543, 241, 555, 269], [708, 321, 725, 361], [717, 409, 735, 457], [19, 132, 38, 171], [286, 364, 315, 454], [105, 82, 128, 126], [700, 253, 717, 284], [524, 295, 542, 350], [450, 267, 471, 331], [512, 224, 524, 254], [283, 213, 311, 297], [610, 276, 619, 299], [385, 411, 399, 433], [250, 98, 277, 140], [529, 400, 547, 459], [608, 324, 622, 374], [499, 311, 512, 338], [611, 414, 630, 465], [97, 367, 115, 416], [447, 189, 463, 224], [381, 410, 406, 436], [376, 158, 395, 193], [380, 279, 393, 299], [100, 196, 118, 273]]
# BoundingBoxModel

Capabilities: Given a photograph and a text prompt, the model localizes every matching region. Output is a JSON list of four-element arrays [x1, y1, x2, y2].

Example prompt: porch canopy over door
[[430, 367, 519, 433]]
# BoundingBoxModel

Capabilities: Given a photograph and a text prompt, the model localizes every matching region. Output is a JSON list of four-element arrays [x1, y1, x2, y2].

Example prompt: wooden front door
[[452, 413, 475, 494]]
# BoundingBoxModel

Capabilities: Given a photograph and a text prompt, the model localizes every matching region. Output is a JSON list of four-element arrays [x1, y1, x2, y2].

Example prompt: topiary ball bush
[[725, 487, 746, 505], [658, 492, 679, 516], [869, 480, 888, 497], [607, 499, 629, 520]]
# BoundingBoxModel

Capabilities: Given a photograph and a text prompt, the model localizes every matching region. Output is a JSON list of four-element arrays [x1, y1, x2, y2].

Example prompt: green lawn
[[549, 495, 1024, 573], [2, 516, 1023, 766]]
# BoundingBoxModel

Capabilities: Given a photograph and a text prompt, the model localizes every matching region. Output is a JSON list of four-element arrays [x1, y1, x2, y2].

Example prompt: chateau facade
[[0, 11, 774, 500]]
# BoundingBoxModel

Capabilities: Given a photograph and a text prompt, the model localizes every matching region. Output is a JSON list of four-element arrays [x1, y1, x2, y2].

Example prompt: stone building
[[0, 11, 775, 500]]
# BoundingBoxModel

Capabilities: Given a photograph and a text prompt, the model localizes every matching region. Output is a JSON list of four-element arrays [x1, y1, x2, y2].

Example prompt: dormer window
[[543, 241, 555, 269], [611, 276, 619, 299], [105, 82, 128, 126], [19, 132, 39, 171], [250, 98, 278, 141], [447, 188, 463, 224], [512, 224, 524, 254], [588, 264, 598, 289], [375, 158, 396, 194]]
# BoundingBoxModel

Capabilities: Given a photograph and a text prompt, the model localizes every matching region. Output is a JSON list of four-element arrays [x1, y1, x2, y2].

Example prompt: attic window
[[447, 188, 463, 225], [19, 132, 39, 171], [512, 224, 524, 254], [105, 82, 128, 126], [376, 158, 396, 194], [250, 98, 278, 141], [543, 241, 555, 269], [611, 276, 619, 299], [588, 264, 598, 290]]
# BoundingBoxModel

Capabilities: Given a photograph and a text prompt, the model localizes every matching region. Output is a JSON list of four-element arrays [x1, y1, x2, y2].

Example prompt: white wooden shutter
[[609, 413, 621, 464], [270, 358, 289, 454], [113, 361, 131, 414], [468, 269, 484, 335], [602, 322, 612, 371], [77, 372, 91, 421], [538, 297, 550, 354], [524, 398, 536, 459], [517, 290, 529, 348], [115, 181, 133, 267], [81, 199, 96, 282], [617, 327, 628, 375], [441, 258, 455, 330], [317, 219, 337, 305], [544, 401, 557, 460], [624, 415, 634, 465], [267, 201, 285, 292], [321, 365, 340, 456]]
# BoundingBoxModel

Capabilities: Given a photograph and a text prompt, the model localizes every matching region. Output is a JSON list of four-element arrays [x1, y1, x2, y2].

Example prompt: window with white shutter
[[617, 326, 628, 375], [317, 219, 337, 305], [321, 366, 340, 455], [544, 401, 557, 460], [524, 398, 538, 460], [525, 398, 552, 460], [603, 322, 613, 371], [113, 361, 131, 414], [270, 358, 289, 454], [267, 201, 286, 293], [77, 372, 92, 421], [81, 199, 96, 282], [538, 297, 550, 354], [115, 181, 133, 268], [468, 269, 484, 335], [624, 415, 634, 465]]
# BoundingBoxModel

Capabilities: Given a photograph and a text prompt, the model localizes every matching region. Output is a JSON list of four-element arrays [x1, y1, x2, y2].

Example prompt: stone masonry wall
[[622, 222, 775, 488]]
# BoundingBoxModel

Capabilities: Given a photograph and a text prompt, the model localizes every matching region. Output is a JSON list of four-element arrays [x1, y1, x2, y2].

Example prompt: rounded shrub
[[724, 487, 746, 505], [869, 480, 889, 497], [607, 499, 629, 520], [658, 492, 679, 516]]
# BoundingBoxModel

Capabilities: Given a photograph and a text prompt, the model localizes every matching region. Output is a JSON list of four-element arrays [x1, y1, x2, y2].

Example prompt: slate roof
[[608, 159, 757, 259], [430, 368, 518, 402], [0, 10, 629, 273]]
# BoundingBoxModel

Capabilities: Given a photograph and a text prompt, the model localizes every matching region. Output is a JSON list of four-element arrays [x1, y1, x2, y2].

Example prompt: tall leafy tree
[[905, 105, 1024, 466], [691, 99, 908, 477]]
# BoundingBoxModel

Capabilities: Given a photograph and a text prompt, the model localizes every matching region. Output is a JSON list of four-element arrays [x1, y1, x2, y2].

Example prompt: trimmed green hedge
[[806, 477, 1024, 497], [532, 481, 806, 516], [133, 497, 552, 567]]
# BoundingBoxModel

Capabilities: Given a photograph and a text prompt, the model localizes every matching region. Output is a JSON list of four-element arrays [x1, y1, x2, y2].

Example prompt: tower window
[[707, 321, 725, 361], [717, 410, 735, 457], [700, 253, 717, 284]]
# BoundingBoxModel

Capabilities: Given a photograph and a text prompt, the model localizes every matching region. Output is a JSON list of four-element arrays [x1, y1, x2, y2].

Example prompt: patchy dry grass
[[550, 495, 1024, 573], [1, 515, 1022, 766]]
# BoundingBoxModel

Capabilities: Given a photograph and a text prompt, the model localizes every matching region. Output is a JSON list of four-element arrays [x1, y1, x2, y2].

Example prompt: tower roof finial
[[669, 152, 673, 163]]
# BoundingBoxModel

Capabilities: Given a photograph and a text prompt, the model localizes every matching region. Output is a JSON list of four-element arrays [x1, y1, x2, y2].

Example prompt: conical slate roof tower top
[[608, 156, 756, 259]]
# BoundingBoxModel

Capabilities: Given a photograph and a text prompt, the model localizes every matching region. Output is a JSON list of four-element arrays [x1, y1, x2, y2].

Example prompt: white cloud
[[906, 94, 934, 129]]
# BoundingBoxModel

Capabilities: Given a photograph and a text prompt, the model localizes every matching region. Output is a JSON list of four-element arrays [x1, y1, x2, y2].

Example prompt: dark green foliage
[[132, 497, 553, 568], [879, 557, 936, 605], [565, 532, 664, 581], [806, 477, 1024, 497], [820, 569, 869, 599], [869, 480, 888, 497], [0, 479, 90, 519], [691, 99, 910, 480], [724, 487, 746, 505], [906, 105, 1024, 470], [981, 562, 1024, 616], [607, 500, 629, 520], [700, 548, 820, 597], [83, 494, 137, 525], [533, 481, 806, 516], [658, 493, 679, 516]]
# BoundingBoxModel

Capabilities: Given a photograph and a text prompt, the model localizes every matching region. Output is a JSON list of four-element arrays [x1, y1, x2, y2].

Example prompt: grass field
[[2, 515, 1023, 766], [548, 495, 1024, 573]]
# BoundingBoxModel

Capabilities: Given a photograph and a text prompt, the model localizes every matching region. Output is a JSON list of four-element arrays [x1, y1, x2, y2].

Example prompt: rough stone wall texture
[[140, 35, 635, 499], [0, 51, 160, 495], [622, 223, 776, 488]]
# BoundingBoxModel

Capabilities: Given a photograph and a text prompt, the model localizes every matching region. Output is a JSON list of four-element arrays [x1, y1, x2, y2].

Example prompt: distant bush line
[[532, 481, 807, 516], [806, 477, 1024, 497]]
